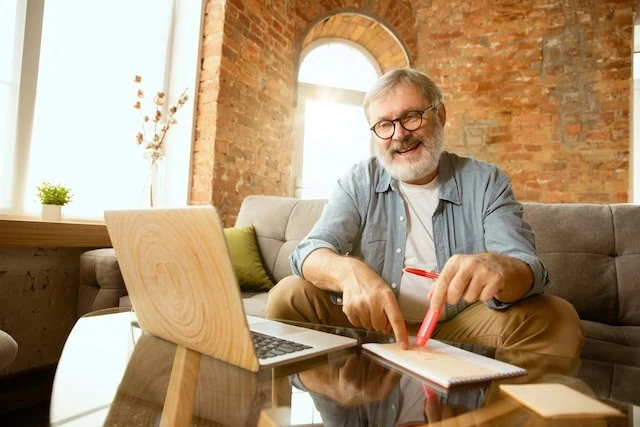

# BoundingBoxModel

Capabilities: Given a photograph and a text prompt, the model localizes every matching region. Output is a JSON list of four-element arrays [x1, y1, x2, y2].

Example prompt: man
[[266, 68, 583, 358]]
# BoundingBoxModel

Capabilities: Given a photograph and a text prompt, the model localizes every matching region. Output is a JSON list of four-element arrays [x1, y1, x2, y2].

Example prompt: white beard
[[375, 124, 444, 183]]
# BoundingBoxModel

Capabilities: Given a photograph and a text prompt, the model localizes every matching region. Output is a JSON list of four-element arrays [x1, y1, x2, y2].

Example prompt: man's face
[[367, 83, 445, 185]]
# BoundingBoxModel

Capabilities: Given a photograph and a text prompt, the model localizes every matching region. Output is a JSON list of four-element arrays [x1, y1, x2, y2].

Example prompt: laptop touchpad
[[250, 321, 308, 338]]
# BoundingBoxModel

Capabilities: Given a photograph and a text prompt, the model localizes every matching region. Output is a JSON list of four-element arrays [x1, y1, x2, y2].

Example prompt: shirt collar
[[375, 158, 393, 193], [374, 152, 462, 205], [437, 152, 461, 205]]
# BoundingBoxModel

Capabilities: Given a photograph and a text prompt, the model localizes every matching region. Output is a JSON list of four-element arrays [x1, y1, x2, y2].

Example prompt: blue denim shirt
[[290, 151, 549, 321]]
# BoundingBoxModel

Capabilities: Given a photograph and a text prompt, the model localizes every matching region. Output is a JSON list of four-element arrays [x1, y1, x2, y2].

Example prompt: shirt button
[[391, 283, 397, 289], [399, 216, 405, 222], [336, 297, 343, 304], [396, 248, 402, 254]]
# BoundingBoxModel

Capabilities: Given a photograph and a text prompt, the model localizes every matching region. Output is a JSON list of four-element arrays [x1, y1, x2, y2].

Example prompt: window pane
[[301, 100, 371, 199], [25, 0, 173, 218], [298, 42, 378, 92], [0, 0, 18, 81], [0, 84, 16, 209]]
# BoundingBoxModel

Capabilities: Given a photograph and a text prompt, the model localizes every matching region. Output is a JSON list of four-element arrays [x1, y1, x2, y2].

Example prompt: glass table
[[50, 308, 638, 426]]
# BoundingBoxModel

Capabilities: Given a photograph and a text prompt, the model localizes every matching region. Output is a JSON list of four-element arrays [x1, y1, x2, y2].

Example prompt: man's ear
[[437, 103, 446, 127]]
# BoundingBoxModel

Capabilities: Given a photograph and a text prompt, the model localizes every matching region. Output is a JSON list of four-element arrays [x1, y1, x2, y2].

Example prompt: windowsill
[[0, 215, 111, 248]]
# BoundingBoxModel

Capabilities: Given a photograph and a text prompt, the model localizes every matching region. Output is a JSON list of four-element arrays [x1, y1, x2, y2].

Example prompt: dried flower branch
[[133, 75, 189, 163]]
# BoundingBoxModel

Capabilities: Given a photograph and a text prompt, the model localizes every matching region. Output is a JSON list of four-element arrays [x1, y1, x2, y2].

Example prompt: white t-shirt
[[398, 177, 440, 323]]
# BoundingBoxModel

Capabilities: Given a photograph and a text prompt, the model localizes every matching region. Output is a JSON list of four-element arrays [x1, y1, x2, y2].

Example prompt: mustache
[[389, 136, 424, 152]]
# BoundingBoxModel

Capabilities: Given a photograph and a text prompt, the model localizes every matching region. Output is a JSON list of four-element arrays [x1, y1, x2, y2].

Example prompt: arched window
[[294, 40, 380, 199]]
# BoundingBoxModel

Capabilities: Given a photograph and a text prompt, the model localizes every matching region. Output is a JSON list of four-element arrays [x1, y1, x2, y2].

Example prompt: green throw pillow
[[224, 225, 274, 292]]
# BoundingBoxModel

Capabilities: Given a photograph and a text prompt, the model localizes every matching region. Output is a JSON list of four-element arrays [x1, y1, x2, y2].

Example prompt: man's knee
[[512, 294, 584, 357], [265, 275, 320, 321]]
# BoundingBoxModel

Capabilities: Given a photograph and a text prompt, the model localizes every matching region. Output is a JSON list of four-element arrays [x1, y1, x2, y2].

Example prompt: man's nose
[[393, 121, 411, 141]]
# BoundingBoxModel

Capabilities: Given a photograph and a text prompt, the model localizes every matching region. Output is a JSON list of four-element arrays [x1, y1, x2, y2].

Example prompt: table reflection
[[289, 339, 621, 427], [52, 311, 633, 427], [104, 332, 268, 426]]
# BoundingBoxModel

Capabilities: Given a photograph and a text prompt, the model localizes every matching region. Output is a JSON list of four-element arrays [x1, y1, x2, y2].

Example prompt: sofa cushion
[[578, 359, 640, 405], [580, 320, 640, 366], [522, 203, 640, 327], [612, 204, 640, 326], [120, 295, 131, 308], [0, 330, 18, 370], [78, 248, 127, 316], [224, 225, 274, 292], [241, 292, 270, 317], [235, 196, 327, 283]]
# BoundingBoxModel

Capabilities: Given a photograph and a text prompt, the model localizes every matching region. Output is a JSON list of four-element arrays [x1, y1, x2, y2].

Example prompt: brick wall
[[192, 0, 297, 226], [0, 248, 85, 374], [414, 0, 634, 203], [193, 0, 417, 225], [191, 0, 224, 207], [193, 0, 634, 224], [301, 14, 409, 73]]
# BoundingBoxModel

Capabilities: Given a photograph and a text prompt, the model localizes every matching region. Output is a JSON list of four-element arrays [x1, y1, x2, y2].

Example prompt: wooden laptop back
[[104, 206, 260, 372]]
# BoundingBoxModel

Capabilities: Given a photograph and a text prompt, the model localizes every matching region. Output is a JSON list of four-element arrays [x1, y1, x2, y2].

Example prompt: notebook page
[[362, 339, 527, 387]]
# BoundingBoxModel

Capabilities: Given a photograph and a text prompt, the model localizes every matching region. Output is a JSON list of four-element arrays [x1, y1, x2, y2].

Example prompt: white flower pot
[[42, 204, 62, 222]]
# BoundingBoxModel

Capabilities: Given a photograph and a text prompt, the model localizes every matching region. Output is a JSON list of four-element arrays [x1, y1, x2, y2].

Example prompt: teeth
[[398, 144, 418, 154]]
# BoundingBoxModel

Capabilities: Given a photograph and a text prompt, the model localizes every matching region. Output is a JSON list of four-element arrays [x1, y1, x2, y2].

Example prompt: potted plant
[[36, 182, 73, 221]]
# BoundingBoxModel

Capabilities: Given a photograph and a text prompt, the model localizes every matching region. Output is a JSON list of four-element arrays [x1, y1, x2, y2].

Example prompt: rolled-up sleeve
[[290, 239, 339, 277], [290, 169, 366, 279], [483, 173, 550, 309]]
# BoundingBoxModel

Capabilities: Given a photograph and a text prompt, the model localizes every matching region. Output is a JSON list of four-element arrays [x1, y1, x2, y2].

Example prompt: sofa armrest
[[78, 248, 128, 317], [0, 329, 18, 371]]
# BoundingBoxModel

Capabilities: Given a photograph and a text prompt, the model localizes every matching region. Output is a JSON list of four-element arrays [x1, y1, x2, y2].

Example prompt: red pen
[[404, 267, 439, 280], [422, 383, 437, 401], [403, 267, 442, 347]]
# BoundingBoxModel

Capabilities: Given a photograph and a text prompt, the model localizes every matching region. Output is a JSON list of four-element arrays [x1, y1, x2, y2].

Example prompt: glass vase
[[149, 157, 165, 208]]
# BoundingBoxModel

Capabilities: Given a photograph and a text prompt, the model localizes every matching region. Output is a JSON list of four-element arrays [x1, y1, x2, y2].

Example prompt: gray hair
[[363, 68, 443, 120]]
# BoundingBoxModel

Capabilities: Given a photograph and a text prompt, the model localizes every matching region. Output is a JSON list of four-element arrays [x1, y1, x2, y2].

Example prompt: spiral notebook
[[362, 339, 527, 388]]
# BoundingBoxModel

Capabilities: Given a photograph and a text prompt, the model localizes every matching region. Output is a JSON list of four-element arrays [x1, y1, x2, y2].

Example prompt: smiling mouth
[[395, 142, 421, 155]]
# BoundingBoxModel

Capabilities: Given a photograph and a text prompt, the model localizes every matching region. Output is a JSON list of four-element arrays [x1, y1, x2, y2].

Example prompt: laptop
[[104, 205, 357, 372]]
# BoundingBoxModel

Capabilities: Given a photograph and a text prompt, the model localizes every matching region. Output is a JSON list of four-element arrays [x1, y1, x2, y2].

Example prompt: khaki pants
[[265, 276, 584, 358]]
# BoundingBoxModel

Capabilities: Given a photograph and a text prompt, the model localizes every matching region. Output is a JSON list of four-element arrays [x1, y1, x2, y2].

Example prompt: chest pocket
[[363, 228, 387, 273]]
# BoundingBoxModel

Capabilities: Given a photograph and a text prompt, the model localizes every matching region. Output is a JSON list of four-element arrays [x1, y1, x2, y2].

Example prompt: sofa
[[0, 330, 18, 371], [77, 195, 640, 404]]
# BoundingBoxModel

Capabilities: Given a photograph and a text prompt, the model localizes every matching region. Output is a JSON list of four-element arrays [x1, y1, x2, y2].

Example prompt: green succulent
[[36, 182, 73, 206]]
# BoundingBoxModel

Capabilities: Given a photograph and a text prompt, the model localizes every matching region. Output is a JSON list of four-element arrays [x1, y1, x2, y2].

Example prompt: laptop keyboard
[[251, 331, 312, 360]]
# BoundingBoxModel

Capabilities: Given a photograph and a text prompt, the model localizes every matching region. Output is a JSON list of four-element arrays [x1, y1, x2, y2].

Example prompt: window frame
[[3, 0, 205, 219], [293, 39, 381, 198]]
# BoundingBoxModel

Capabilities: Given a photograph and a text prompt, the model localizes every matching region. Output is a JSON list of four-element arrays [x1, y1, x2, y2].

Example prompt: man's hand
[[427, 252, 533, 311], [299, 354, 401, 407], [302, 249, 409, 349], [341, 258, 409, 349]]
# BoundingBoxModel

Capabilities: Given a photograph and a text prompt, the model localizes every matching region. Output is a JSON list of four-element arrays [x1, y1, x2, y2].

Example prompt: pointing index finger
[[383, 300, 408, 350]]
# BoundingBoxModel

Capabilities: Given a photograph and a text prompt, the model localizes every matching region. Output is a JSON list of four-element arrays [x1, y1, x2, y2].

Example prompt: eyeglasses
[[370, 104, 438, 139]]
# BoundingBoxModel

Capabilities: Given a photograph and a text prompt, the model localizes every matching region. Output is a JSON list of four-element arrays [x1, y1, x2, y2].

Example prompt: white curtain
[[0, 0, 24, 212]]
